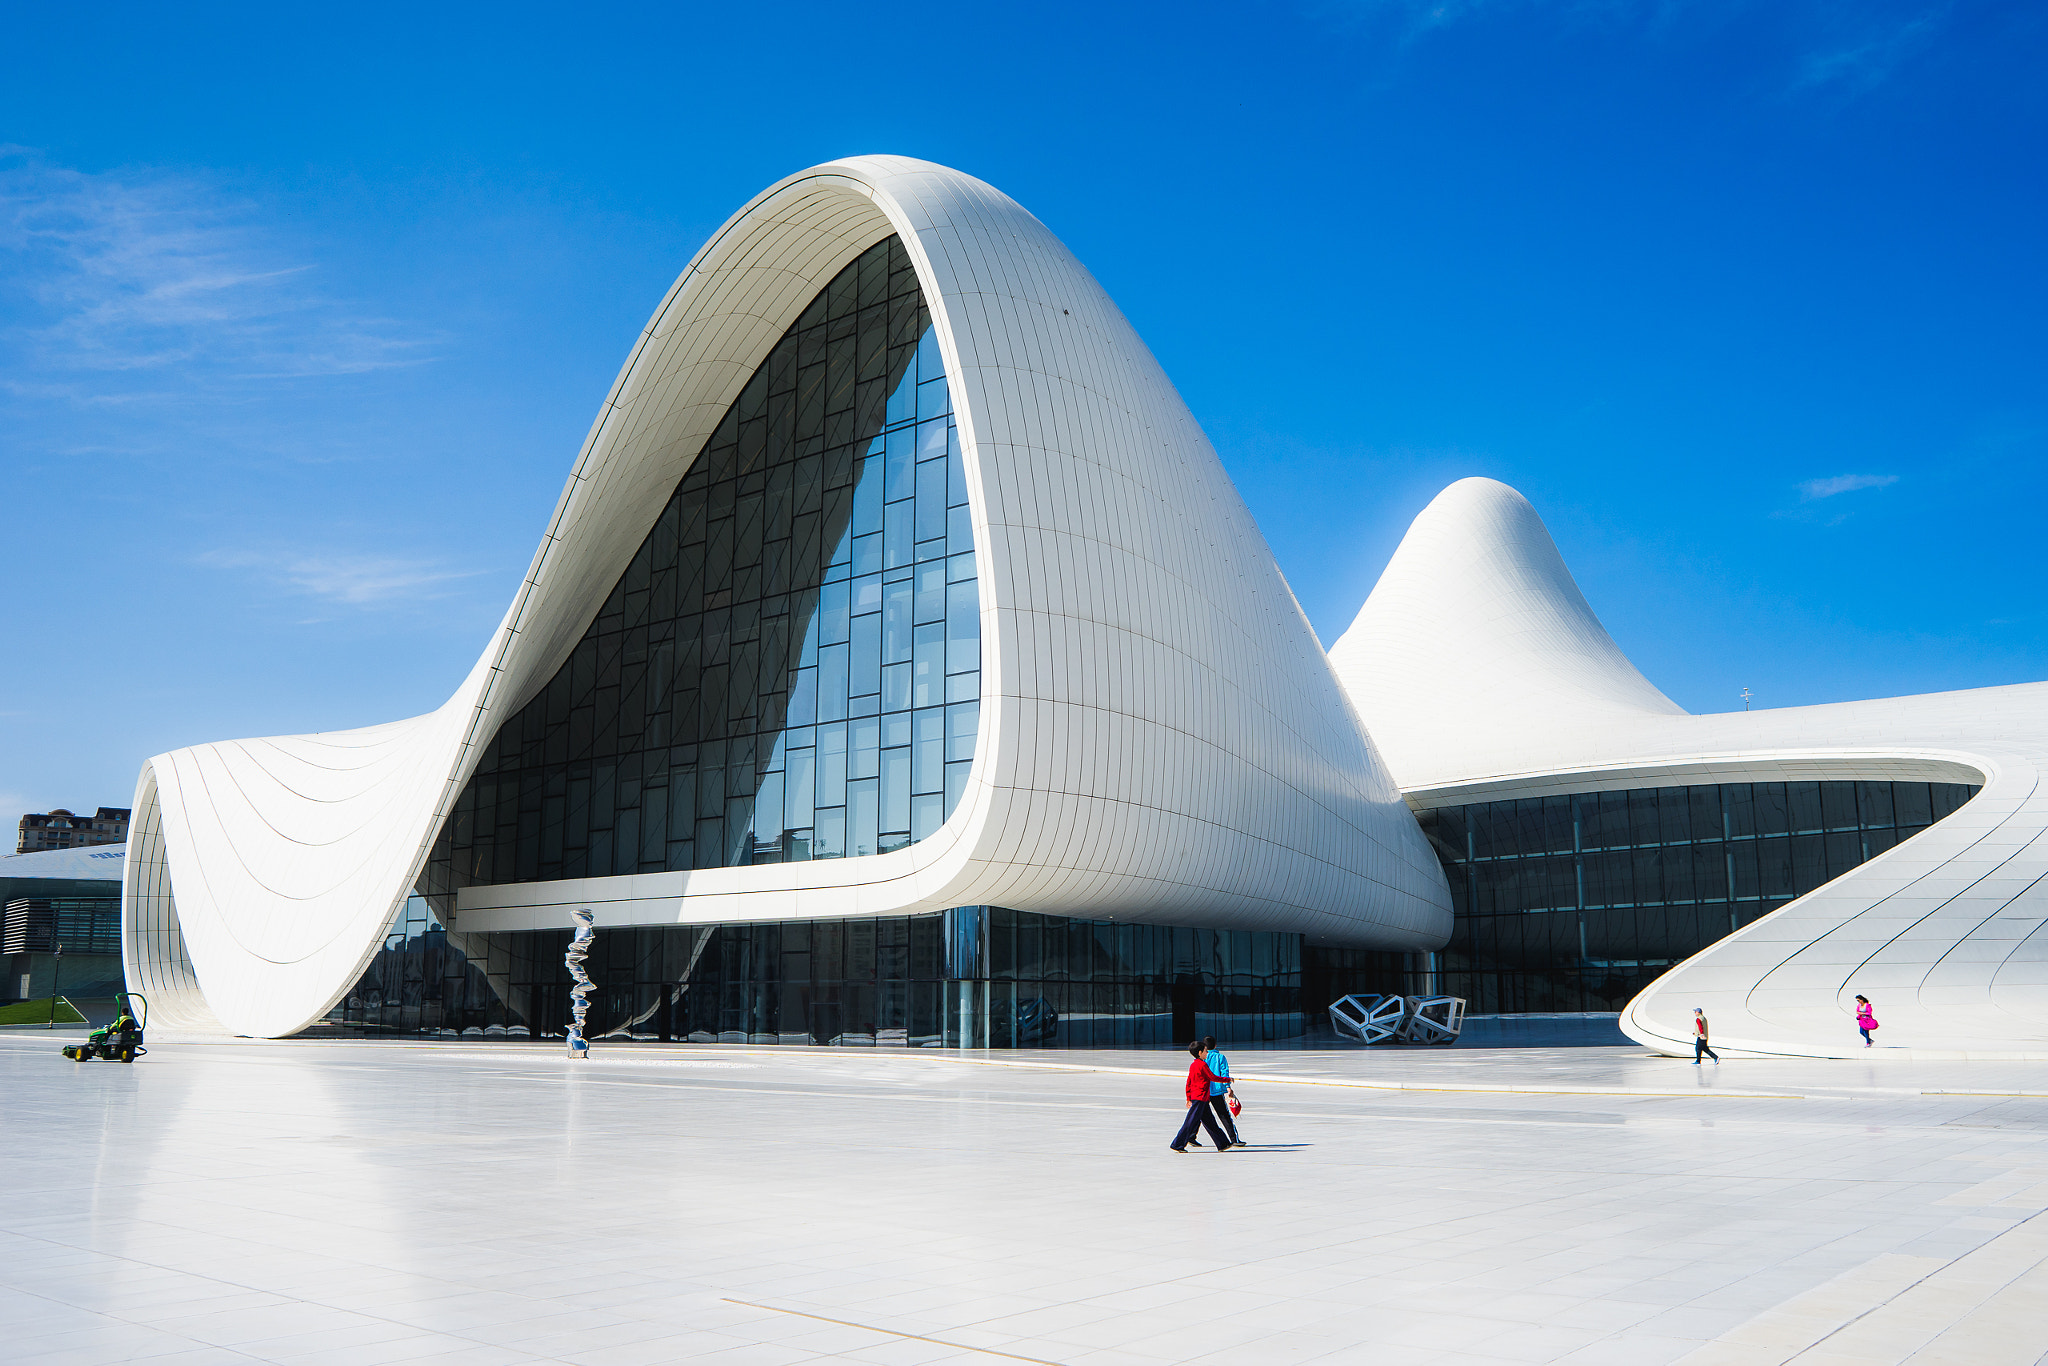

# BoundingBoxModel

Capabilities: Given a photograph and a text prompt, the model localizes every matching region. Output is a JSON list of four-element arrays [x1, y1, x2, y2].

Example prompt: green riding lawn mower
[[61, 993, 148, 1063]]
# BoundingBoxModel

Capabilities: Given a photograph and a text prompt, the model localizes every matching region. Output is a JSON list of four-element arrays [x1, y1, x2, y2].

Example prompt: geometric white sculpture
[[1329, 993, 1408, 1045], [1399, 995, 1466, 1045]]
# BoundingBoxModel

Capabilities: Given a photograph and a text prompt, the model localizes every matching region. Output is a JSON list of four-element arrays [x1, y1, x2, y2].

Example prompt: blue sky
[[3, 1, 2044, 818]]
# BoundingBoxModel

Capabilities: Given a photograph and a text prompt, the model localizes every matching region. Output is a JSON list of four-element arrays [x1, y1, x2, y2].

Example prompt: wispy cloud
[[198, 548, 487, 607], [1793, 5, 1952, 95], [1799, 473, 1900, 500], [1317, 0, 1955, 95], [0, 148, 436, 407]]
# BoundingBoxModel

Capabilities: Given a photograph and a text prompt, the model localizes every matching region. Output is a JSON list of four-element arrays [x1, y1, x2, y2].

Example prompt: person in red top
[[1692, 1007, 1720, 1065], [1170, 1040, 1237, 1152]]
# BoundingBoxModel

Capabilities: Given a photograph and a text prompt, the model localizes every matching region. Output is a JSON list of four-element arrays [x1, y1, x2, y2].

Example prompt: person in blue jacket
[[1202, 1035, 1243, 1146]]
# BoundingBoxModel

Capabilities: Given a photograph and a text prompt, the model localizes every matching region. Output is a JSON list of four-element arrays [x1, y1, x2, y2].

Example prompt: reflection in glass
[[421, 235, 980, 900], [1418, 779, 1980, 1014]]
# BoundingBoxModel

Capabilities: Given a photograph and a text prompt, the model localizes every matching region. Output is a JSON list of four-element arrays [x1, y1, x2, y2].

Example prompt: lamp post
[[47, 941, 63, 1029]]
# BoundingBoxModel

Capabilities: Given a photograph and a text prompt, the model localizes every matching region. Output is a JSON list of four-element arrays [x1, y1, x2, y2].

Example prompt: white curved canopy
[[127, 157, 1452, 1038], [1332, 476, 2048, 1058]]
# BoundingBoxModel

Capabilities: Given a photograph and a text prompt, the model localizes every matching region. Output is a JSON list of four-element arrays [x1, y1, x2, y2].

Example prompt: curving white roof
[[0, 845, 126, 881], [127, 156, 1453, 1038], [1332, 477, 2048, 1057]]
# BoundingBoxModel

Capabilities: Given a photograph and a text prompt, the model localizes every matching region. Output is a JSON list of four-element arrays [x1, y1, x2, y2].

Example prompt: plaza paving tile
[[5, 1034, 2048, 1363]]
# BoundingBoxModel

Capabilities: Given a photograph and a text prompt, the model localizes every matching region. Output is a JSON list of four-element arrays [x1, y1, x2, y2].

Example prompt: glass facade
[[425, 234, 979, 898], [1418, 779, 1979, 1013], [327, 775, 1982, 1040], [324, 899, 1411, 1046]]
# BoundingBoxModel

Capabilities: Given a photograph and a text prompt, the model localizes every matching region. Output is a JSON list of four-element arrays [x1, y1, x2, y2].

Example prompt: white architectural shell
[[125, 156, 1452, 1039], [1331, 476, 2048, 1058]]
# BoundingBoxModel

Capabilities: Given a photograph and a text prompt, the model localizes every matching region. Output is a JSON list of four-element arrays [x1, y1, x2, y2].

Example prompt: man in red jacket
[[1170, 1040, 1237, 1152]]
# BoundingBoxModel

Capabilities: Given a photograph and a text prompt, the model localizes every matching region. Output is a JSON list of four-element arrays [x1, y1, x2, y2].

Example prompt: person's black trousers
[[1172, 1100, 1232, 1150], [1208, 1094, 1241, 1145], [1695, 1036, 1720, 1062]]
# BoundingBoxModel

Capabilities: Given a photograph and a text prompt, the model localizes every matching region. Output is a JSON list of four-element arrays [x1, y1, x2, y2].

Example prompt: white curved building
[[125, 156, 1451, 1040], [1332, 476, 2048, 1059]]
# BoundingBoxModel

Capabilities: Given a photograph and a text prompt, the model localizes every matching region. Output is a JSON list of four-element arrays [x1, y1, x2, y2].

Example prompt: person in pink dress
[[1855, 995, 1878, 1047]]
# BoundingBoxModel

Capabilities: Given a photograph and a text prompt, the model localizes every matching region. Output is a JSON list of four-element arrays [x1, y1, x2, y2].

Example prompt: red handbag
[[1226, 1089, 1242, 1117]]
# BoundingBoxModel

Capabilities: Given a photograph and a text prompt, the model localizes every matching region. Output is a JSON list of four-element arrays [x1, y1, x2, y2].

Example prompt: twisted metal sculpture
[[565, 908, 595, 1059]]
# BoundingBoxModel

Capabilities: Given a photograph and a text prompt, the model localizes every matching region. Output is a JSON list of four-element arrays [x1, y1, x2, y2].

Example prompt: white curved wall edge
[[1332, 475, 2048, 1058], [128, 156, 1451, 1039]]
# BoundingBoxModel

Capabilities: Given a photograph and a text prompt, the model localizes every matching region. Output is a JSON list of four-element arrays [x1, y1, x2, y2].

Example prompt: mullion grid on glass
[[1424, 779, 1983, 1011], [436, 235, 980, 887]]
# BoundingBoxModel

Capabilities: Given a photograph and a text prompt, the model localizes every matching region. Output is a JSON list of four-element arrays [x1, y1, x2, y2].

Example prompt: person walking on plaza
[[1692, 1007, 1720, 1064], [1170, 1040, 1235, 1152], [1202, 1036, 1242, 1147], [1855, 995, 1879, 1048]]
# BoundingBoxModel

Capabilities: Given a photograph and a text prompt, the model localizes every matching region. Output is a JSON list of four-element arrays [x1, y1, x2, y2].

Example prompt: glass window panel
[[753, 773, 783, 844], [914, 559, 947, 625], [1689, 787, 1723, 842], [848, 778, 879, 857], [819, 580, 850, 644], [1820, 782, 1859, 832], [1754, 784, 1790, 837], [816, 643, 848, 723], [1788, 783, 1823, 834], [946, 701, 979, 764], [1856, 781, 1895, 830], [850, 612, 881, 698], [914, 622, 945, 707], [851, 454, 883, 533], [916, 458, 948, 541], [786, 666, 817, 727], [421, 234, 972, 901], [850, 716, 880, 780], [882, 661, 912, 712], [947, 579, 980, 675], [912, 791, 943, 842], [913, 708, 945, 793], [813, 808, 845, 859], [883, 580, 914, 663], [884, 500, 914, 568], [885, 420, 916, 482], [1725, 784, 1755, 839], [784, 749, 815, 830], [885, 354, 919, 425]]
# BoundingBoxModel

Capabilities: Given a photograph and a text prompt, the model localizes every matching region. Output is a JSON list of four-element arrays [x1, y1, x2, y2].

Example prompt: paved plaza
[[5, 1033, 2048, 1365]]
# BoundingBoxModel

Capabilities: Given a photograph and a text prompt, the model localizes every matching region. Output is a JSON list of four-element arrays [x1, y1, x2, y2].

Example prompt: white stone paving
[[5, 1034, 2048, 1365]]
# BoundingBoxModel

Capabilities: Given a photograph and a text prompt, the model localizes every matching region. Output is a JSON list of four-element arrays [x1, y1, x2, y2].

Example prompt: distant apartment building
[[16, 808, 130, 855]]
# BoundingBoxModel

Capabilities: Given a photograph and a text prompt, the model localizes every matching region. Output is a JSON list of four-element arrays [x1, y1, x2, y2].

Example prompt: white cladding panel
[[128, 157, 1451, 1038], [1332, 476, 2048, 1058]]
